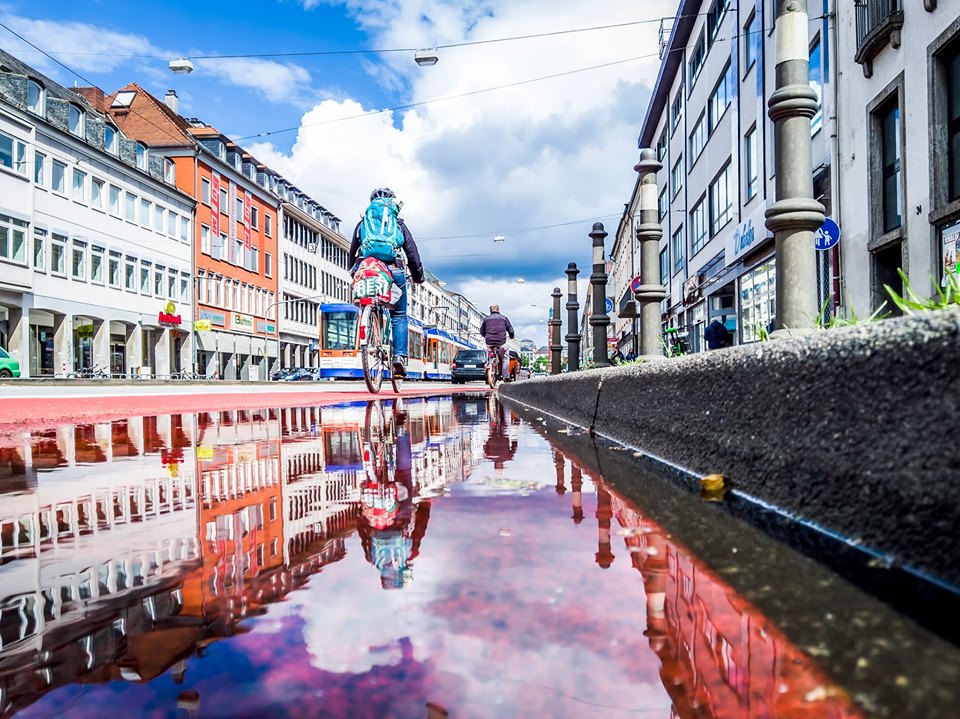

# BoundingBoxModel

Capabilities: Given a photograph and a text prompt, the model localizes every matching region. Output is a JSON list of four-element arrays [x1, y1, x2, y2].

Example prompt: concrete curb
[[500, 308, 960, 585]]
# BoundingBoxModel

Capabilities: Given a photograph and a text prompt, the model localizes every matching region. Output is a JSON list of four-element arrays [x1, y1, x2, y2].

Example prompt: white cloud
[[253, 0, 676, 324], [196, 57, 318, 107]]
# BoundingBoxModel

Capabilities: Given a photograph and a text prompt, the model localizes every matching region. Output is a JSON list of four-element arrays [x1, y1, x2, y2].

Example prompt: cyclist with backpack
[[349, 188, 425, 377]]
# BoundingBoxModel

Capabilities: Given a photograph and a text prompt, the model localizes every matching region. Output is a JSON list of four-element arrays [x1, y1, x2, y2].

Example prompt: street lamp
[[414, 49, 439, 66], [493, 234, 506, 243], [168, 58, 194, 75], [262, 293, 326, 380]]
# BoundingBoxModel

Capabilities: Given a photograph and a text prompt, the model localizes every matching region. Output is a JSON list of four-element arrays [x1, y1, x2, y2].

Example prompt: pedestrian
[[703, 319, 731, 350], [612, 349, 625, 364]]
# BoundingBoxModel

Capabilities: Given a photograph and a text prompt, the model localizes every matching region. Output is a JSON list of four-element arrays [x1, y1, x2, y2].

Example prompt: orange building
[[105, 86, 280, 380]]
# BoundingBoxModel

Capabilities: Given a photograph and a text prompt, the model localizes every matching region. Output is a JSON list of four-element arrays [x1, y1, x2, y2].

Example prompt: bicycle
[[486, 347, 502, 389], [67, 364, 109, 379], [354, 261, 403, 395]]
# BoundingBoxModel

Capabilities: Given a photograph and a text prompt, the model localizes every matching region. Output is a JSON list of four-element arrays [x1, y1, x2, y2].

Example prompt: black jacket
[[350, 218, 425, 283], [480, 313, 515, 347]]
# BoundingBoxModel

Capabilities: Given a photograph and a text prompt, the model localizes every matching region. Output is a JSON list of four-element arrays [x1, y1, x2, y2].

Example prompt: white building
[[835, 1, 960, 316], [0, 51, 195, 377]]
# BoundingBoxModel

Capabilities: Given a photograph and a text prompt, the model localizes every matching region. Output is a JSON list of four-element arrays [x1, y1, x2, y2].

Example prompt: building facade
[[0, 51, 195, 378]]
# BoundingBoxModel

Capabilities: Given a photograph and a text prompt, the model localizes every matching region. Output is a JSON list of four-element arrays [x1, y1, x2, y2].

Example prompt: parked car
[[272, 367, 297, 381], [282, 367, 319, 382], [451, 349, 488, 384], [0, 347, 21, 378]]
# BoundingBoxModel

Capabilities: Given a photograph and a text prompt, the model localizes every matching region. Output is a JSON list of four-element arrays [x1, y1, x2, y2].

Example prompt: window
[[91, 246, 104, 284], [154, 205, 164, 232], [810, 37, 822, 134], [140, 261, 151, 294], [167, 210, 177, 237], [691, 198, 707, 254], [659, 248, 669, 284], [265, 214, 273, 236], [658, 188, 669, 223], [689, 114, 706, 164], [214, 232, 226, 261], [180, 217, 190, 243], [743, 11, 759, 73], [164, 158, 176, 184], [656, 129, 668, 161], [0, 214, 28, 264], [71, 241, 86, 280], [707, 0, 730, 45], [68, 106, 85, 137], [235, 196, 244, 220], [265, 252, 272, 278], [51, 234, 66, 275], [125, 192, 137, 222], [671, 225, 685, 274], [51, 161, 66, 194], [709, 63, 733, 132], [251, 205, 259, 229], [108, 185, 121, 215], [248, 247, 259, 273], [34, 151, 45, 185], [71, 169, 86, 202], [180, 273, 189, 303], [135, 143, 147, 171], [709, 163, 733, 235], [0, 133, 27, 174], [140, 199, 151, 227], [689, 33, 706, 86], [745, 126, 759, 200], [109, 251, 121, 287], [879, 99, 902, 233], [33, 228, 45, 270], [671, 156, 684, 199], [946, 39, 960, 201], [201, 177, 211, 204], [670, 88, 683, 133], [125, 258, 136, 290], [219, 187, 228, 211], [104, 125, 118, 155], [154, 266, 164, 297], [201, 224, 211, 254], [27, 80, 44, 115], [91, 178, 104, 209]]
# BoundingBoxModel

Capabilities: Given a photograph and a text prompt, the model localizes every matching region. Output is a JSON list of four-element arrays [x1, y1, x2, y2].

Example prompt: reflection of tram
[[318, 303, 479, 381]]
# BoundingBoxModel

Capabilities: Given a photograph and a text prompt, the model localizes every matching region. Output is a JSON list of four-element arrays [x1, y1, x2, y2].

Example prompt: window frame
[[27, 79, 45, 116], [708, 162, 733, 237], [745, 125, 759, 201], [68, 105, 85, 137], [0, 132, 27, 175]]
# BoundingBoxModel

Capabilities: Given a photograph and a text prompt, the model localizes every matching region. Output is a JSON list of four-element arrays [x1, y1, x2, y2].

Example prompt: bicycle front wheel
[[361, 307, 385, 394]]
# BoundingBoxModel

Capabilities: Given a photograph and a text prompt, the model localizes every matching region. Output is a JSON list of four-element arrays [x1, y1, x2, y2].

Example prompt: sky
[[0, 0, 679, 341]]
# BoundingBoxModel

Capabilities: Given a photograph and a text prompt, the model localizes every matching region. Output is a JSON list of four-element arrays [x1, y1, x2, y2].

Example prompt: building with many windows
[[0, 51, 195, 378]]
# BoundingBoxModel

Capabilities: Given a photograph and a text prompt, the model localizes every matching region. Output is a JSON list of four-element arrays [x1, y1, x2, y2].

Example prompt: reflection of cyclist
[[349, 188, 425, 377], [480, 305, 515, 381], [483, 400, 517, 470], [357, 402, 432, 589]]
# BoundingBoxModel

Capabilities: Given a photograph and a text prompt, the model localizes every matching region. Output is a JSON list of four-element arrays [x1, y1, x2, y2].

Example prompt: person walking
[[703, 319, 731, 350]]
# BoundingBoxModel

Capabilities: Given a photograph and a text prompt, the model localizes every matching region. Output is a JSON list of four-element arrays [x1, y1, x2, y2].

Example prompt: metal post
[[633, 149, 668, 360], [589, 223, 610, 368], [550, 288, 563, 375], [564, 262, 581, 372], [766, 0, 825, 332]]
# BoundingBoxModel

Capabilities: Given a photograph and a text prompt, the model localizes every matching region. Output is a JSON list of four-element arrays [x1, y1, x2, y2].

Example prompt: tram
[[317, 303, 479, 382]]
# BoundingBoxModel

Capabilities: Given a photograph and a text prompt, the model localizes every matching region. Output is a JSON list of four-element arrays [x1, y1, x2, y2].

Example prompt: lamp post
[[633, 149, 668, 360], [589, 223, 611, 368], [766, 0, 824, 332], [565, 262, 581, 372], [262, 294, 325, 381], [550, 288, 563, 375]]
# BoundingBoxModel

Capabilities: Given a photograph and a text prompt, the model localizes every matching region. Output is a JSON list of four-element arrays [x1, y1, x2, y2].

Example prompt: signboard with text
[[228, 181, 237, 264], [232, 313, 254, 333], [725, 202, 773, 265], [243, 191, 252, 250], [210, 174, 221, 237], [942, 220, 960, 282]]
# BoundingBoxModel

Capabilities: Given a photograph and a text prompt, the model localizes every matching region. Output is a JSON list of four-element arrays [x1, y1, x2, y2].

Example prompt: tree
[[532, 356, 549, 373]]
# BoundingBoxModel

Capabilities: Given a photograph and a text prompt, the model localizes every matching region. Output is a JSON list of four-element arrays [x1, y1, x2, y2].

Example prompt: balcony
[[854, 0, 904, 78]]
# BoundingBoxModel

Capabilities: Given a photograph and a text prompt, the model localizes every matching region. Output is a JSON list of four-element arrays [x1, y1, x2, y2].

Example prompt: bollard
[[550, 288, 563, 375], [765, 0, 824, 332], [633, 149, 668, 359], [589, 223, 611, 367], [565, 262, 581, 372]]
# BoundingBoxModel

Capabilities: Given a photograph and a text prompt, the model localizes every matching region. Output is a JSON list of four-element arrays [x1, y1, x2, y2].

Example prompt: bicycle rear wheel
[[361, 307, 385, 394], [486, 352, 498, 389]]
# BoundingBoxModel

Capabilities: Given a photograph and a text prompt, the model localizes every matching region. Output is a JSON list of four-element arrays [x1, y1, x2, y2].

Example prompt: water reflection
[[0, 396, 861, 718]]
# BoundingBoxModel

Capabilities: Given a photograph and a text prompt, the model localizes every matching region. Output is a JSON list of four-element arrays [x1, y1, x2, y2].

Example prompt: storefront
[[195, 310, 277, 380], [724, 202, 775, 345]]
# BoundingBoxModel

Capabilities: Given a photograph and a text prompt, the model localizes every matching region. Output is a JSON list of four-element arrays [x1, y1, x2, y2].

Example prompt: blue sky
[[0, 0, 678, 340]]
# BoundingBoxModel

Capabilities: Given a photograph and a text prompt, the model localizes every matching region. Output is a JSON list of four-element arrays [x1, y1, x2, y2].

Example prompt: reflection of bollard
[[571, 465, 584, 524], [565, 263, 581, 372], [633, 149, 668, 360], [553, 448, 566, 495], [595, 483, 614, 568], [766, 0, 824, 332], [550, 288, 563, 375], [589, 223, 610, 368]]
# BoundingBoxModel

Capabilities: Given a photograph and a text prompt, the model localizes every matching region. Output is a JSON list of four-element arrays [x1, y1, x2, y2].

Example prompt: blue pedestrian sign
[[605, 297, 614, 314], [815, 217, 841, 251]]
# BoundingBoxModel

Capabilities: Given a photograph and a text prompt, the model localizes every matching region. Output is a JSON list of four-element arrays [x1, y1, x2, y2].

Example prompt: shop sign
[[196, 446, 214, 461], [199, 309, 226, 326], [232, 313, 254, 333], [726, 202, 773, 265], [243, 191, 252, 250], [75, 324, 94, 338], [255, 319, 277, 334], [228, 181, 238, 264], [194, 319, 212, 332], [159, 301, 182, 327], [942, 220, 960, 282], [210, 174, 221, 237]]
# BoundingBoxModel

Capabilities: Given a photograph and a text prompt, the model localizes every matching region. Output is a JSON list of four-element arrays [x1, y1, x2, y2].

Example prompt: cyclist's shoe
[[393, 355, 407, 378]]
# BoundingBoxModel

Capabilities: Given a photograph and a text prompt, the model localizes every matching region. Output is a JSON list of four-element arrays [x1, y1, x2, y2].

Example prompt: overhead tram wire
[[417, 213, 624, 242]]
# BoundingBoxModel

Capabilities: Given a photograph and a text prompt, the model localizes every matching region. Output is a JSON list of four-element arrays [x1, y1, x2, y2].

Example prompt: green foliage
[[752, 322, 770, 341], [532, 356, 549, 373], [885, 267, 960, 314]]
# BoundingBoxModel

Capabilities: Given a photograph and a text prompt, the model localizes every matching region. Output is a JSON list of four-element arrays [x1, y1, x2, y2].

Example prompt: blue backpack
[[360, 197, 403, 262]]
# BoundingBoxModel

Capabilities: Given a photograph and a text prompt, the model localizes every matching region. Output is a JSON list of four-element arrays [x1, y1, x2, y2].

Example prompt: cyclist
[[479, 305, 515, 381], [349, 188, 425, 377]]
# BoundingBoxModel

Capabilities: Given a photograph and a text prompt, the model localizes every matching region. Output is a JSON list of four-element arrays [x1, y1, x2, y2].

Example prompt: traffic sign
[[605, 297, 614, 314], [815, 217, 841, 251], [631, 276, 642, 294]]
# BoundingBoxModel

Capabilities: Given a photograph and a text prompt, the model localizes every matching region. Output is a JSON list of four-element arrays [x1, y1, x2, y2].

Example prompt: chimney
[[164, 90, 178, 114]]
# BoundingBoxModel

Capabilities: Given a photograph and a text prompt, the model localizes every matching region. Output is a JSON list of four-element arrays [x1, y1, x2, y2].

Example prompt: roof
[[637, 0, 704, 149], [0, 47, 101, 115], [104, 83, 194, 148]]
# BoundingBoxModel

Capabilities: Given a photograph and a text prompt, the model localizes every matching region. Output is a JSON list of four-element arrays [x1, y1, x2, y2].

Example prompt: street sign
[[631, 276, 642, 294], [604, 297, 614, 314], [815, 217, 841, 251]]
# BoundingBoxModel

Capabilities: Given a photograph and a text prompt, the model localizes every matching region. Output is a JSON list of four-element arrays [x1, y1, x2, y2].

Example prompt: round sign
[[164, 300, 177, 315], [815, 217, 841, 251], [604, 297, 614, 314], [631, 276, 642, 293]]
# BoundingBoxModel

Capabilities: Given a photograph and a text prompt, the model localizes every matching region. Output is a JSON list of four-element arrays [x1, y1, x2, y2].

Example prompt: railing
[[854, 0, 904, 75]]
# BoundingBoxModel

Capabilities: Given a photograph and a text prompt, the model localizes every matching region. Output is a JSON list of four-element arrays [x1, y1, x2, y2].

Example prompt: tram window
[[322, 310, 357, 350]]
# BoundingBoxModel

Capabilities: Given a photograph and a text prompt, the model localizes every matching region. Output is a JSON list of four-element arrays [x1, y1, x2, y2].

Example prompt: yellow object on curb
[[700, 474, 726, 492]]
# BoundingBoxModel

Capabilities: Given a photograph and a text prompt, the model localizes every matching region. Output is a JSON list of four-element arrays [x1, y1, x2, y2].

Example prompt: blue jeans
[[390, 269, 407, 358]]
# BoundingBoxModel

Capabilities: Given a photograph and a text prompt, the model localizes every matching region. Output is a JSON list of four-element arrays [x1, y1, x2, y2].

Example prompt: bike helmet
[[370, 187, 396, 201]]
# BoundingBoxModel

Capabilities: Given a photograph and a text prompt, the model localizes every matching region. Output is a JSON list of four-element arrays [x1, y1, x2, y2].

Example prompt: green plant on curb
[[752, 322, 771, 341], [815, 295, 889, 330], [885, 267, 960, 314]]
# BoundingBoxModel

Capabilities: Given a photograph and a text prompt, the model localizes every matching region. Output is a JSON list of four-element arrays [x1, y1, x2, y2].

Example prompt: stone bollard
[[589, 223, 611, 367], [766, 0, 824, 332], [550, 288, 563, 375], [633, 149, 668, 360], [565, 262, 581, 372]]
